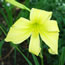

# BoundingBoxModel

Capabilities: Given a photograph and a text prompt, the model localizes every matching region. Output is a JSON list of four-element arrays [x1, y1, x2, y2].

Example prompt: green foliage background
[[0, 0, 65, 65]]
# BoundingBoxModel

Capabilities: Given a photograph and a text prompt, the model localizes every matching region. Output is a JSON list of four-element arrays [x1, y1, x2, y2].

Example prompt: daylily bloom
[[5, 8, 59, 56]]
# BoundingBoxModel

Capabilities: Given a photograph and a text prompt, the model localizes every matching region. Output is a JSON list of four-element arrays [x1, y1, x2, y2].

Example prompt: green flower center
[[33, 22, 39, 26], [31, 22, 40, 34]]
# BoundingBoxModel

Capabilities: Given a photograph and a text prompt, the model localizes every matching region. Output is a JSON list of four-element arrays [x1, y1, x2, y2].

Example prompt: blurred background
[[0, 0, 65, 65]]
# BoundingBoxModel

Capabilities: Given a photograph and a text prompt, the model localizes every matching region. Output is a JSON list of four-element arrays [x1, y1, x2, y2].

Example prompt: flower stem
[[40, 52, 44, 65], [40, 39, 44, 65]]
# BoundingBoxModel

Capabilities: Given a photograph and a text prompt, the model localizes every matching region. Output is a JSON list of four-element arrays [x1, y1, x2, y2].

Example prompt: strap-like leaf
[[59, 47, 65, 65], [0, 40, 4, 57]]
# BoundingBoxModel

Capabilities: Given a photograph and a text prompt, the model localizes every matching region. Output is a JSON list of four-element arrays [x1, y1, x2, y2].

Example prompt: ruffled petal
[[29, 33, 41, 56], [30, 8, 52, 23], [5, 17, 31, 44], [40, 32, 59, 54], [48, 48, 57, 54]]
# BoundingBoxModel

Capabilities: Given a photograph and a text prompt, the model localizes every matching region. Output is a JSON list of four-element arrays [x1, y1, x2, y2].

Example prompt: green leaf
[[32, 54, 40, 65], [0, 30, 2, 36], [0, 24, 7, 36], [0, 8, 10, 28], [2, 1, 13, 27], [59, 47, 65, 65], [10, 43, 32, 65], [0, 40, 4, 57], [14, 48, 16, 65]]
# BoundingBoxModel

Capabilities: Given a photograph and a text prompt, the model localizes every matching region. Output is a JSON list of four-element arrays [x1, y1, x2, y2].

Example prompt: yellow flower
[[5, 8, 59, 56]]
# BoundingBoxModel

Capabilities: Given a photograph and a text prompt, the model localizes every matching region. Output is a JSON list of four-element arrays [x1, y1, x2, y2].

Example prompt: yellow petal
[[5, 17, 31, 44], [29, 33, 41, 56], [40, 32, 59, 54], [30, 8, 52, 23], [44, 20, 59, 32]]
